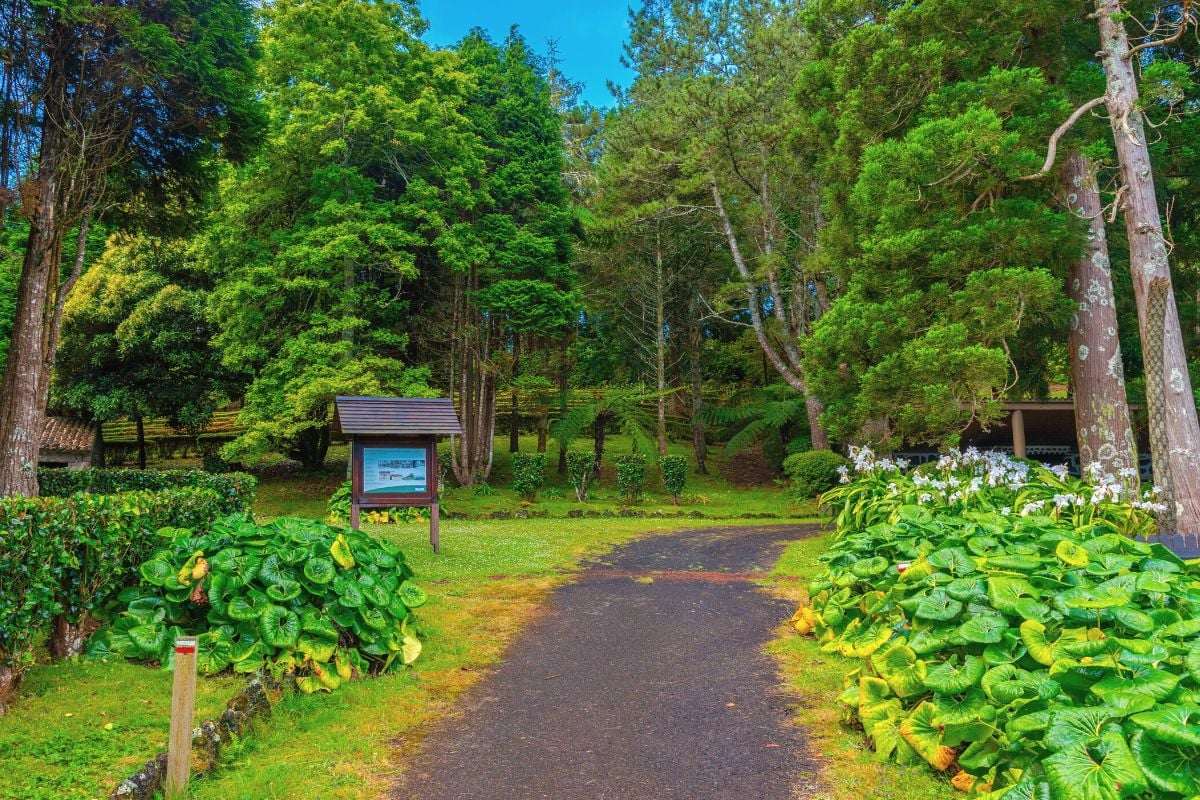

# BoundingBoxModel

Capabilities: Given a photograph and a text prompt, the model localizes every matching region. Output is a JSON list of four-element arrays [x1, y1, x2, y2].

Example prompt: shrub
[[795, 448, 1187, 799], [40, 468, 257, 514], [510, 453, 546, 501], [566, 452, 596, 502], [660, 455, 687, 505], [0, 487, 236, 705], [616, 454, 647, 504], [91, 517, 426, 693], [326, 482, 430, 525], [782, 450, 850, 498]]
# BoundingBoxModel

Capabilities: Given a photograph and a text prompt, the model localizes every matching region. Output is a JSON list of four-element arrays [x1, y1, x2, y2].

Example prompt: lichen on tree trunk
[[1095, 0, 1200, 534], [1060, 152, 1138, 484]]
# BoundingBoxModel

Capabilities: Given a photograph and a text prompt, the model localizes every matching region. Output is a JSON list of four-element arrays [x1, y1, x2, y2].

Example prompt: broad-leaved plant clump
[[91, 517, 427, 694], [796, 448, 1200, 799]]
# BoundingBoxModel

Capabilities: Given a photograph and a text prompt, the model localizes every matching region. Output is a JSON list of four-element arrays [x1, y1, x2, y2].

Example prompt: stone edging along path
[[392, 524, 821, 800]]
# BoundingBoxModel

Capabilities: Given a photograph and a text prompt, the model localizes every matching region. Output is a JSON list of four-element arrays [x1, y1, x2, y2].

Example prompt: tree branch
[[1128, 1, 1194, 56], [1018, 97, 1107, 181]]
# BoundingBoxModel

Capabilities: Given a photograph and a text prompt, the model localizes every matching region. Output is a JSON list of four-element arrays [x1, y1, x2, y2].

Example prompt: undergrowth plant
[[616, 454, 647, 504], [91, 517, 427, 693], [510, 452, 547, 501], [660, 455, 687, 505], [567, 452, 596, 502], [795, 448, 1197, 799]]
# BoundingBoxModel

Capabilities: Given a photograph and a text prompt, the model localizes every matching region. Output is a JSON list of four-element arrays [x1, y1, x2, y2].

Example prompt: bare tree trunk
[[49, 613, 98, 659], [136, 415, 147, 470], [654, 238, 668, 456], [39, 213, 89, 414], [807, 277, 832, 451], [593, 415, 607, 477], [710, 180, 806, 394], [1095, 0, 1200, 534], [687, 295, 708, 475], [509, 333, 520, 453], [1060, 152, 1138, 483], [0, 124, 65, 497], [806, 394, 831, 451], [91, 421, 104, 467]]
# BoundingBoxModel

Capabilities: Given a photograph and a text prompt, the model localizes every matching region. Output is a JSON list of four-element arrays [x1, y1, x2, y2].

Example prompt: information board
[[362, 447, 428, 495]]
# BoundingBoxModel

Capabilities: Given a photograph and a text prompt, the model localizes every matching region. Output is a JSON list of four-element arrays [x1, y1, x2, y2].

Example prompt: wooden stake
[[165, 636, 198, 799]]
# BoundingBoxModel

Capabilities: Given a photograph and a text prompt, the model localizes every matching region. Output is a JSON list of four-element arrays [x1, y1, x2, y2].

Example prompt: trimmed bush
[[616, 454, 647, 504], [92, 517, 426, 692], [510, 453, 546, 501], [566, 452, 596, 502], [660, 455, 687, 505], [39, 467, 256, 513], [782, 449, 850, 498], [0, 487, 236, 707]]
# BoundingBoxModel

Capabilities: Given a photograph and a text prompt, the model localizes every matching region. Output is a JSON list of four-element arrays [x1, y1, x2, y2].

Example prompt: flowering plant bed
[[796, 448, 1200, 799]]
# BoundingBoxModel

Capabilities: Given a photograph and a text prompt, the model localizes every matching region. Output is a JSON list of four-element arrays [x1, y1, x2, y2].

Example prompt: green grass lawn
[[249, 434, 810, 522], [0, 659, 242, 800], [0, 515, 818, 800], [764, 534, 954, 800]]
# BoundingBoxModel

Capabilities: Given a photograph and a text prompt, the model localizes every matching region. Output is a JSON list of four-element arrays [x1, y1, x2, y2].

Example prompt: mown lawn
[[0, 515, 816, 800], [764, 533, 954, 800], [0, 660, 241, 800], [248, 434, 809, 522]]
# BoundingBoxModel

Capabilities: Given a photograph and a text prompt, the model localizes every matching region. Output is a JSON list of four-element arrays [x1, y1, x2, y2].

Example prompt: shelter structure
[[39, 417, 99, 470], [332, 397, 462, 553]]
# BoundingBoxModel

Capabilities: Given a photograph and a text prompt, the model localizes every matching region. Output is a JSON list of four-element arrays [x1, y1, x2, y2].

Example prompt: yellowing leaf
[[330, 534, 355, 569]]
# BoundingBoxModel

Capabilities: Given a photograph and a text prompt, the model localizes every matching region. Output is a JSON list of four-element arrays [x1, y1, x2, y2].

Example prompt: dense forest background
[[2, 0, 1200, 512]]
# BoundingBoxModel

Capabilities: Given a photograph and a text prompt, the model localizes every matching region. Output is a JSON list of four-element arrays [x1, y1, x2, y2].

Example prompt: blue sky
[[418, 0, 635, 107]]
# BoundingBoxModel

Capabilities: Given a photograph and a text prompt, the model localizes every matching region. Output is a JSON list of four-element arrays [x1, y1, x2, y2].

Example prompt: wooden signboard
[[333, 397, 462, 554]]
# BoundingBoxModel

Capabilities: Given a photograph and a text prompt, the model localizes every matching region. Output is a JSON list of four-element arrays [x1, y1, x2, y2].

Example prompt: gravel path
[[393, 524, 821, 800]]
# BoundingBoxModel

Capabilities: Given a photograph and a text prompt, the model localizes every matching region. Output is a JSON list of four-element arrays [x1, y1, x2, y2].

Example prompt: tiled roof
[[333, 397, 463, 437], [41, 416, 95, 453]]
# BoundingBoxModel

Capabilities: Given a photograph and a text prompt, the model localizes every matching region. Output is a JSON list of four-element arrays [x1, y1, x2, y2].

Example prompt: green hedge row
[[1, 475, 255, 696], [39, 468, 256, 511]]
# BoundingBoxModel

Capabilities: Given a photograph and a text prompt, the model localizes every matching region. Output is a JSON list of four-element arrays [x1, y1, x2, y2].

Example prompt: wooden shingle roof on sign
[[332, 397, 463, 438], [41, 416, 95, 453]]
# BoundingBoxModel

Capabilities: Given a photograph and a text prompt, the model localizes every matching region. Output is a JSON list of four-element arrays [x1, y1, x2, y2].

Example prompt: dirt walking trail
[[393, 524, 822, 800]]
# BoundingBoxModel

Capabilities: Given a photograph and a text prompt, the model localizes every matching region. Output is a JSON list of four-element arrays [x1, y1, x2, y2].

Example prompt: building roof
[[332, 397, 463, 438], [41, 416, 95, 453]]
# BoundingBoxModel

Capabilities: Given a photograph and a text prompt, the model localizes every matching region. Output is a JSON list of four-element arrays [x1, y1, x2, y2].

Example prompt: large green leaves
[[923, 655, 985, 695], [102, 517, 425, 692], [1130, 729, 1200, 795], [899, 702, 957, 771], [259, 605, 301, 648], [798, 450, 1200, 799], [1044, 732, 1147, 800], [915, 590, 963, 621]]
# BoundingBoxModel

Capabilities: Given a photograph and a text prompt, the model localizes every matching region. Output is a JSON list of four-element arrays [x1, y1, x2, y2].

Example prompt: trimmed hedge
[[616, 454, 647, 504], [660, 455, 688, 505], [783, 449, 850, 498], [39, 467, 256, 512], [0, 481, 251, 702], [510, 453, 547, 501]]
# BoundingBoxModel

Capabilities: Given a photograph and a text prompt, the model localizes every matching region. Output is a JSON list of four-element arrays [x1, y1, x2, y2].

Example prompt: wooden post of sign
[[430, 501, 440, 554], [165, 636, 199, 799]]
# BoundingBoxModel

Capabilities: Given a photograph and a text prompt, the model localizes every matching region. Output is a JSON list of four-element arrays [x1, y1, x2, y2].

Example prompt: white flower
[[1000, 507, 1012, 516], [918, 493, 933, 504]]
